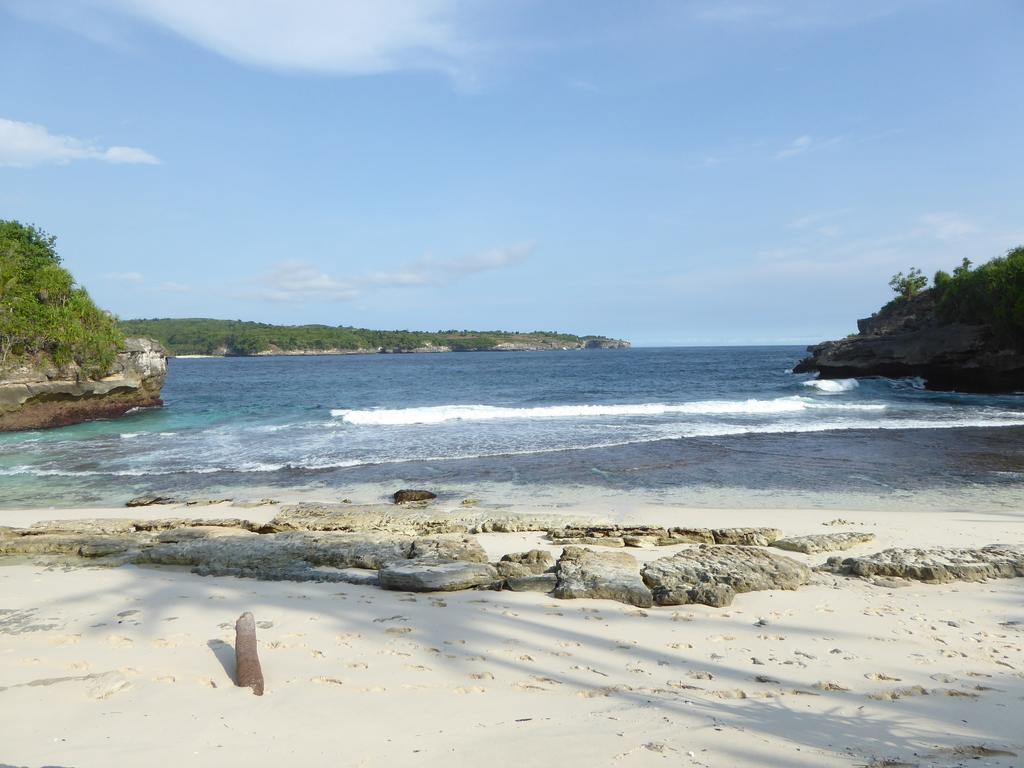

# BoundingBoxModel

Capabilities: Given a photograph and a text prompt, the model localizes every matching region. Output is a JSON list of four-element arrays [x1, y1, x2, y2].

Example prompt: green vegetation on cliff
[[117, 318, 620, 356], [933, 246, 1024, 346], [0, 221, 124, 375], [888, 247, 1024, 347]]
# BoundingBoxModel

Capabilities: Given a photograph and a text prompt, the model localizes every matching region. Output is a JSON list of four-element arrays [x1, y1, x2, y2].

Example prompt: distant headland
[[117, 318, 631, 357]]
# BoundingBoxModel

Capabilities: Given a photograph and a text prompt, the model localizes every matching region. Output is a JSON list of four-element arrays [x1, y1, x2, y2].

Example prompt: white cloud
[[253, 260, 361, 302], [249, 243, 532, 302], [18, 0, 472, 79], [774, 134, 845, 160], [919, 212, 975, 241], [0, 117, 159, 167], [775, 135, 812, 159], [106, 271, 146, 283]]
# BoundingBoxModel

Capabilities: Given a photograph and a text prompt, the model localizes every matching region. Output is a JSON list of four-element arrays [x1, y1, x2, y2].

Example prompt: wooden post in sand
[[235, 611, 264, 696]]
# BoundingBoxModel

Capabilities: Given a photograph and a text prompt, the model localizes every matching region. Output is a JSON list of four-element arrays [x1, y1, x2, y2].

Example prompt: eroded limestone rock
[[771, 532, 875, 554], [378, 561, 499, 592], [500, 549, 555, 574], [552, 547, 653, 608], [641, 545, 810, 607], [268, 503, 605, 536], [822, 545, 1024, 583], [711, 528, 782, 547], [506, 573, 558, 593], [545, 526, 781, 547]]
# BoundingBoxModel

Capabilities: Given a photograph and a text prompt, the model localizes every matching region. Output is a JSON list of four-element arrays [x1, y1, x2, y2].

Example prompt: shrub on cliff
[[935, 247, 1024, 347], [888, 267, 928, 300], [0, 220, 124, 376]]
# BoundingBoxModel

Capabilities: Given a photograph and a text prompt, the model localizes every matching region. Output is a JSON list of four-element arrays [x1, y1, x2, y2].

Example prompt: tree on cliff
[[888, 267, 928, 300], [0, 220, 123, 375]]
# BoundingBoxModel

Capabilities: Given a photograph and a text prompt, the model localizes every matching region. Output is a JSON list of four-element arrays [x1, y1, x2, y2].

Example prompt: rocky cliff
[[794, 292, 1024, 393], [0, 338, 168, 431]]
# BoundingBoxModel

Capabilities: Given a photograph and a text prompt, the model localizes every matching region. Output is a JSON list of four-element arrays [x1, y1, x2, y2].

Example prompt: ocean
[[2, 347, 1023, 510]]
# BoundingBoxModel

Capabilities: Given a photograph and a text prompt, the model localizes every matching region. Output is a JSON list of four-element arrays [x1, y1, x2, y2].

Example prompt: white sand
[[1, 503, 1022, 767]]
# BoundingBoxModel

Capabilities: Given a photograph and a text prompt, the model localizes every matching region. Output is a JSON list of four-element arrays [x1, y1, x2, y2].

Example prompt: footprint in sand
[[513, 680, 550, 692], [455, 685, 486, 694], [106, 635, 134, 647], [813, 681, 849, 691], [312, 676, 344, 686], [336, 632, 361, 645], [403, 664, 432, 672], [385, 627, 413, 636], [47, 634, 81, 646], [865, 672, 902, 681], [347, 662, 369, 670], [154, 675, 176, 684], [470, 672, 494, 680]]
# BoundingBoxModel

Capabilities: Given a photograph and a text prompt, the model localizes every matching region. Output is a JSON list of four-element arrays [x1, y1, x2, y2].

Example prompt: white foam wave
[[331, 397, 886, 425], [802, 378, 859, 394], [4, 415, 1024, 478]]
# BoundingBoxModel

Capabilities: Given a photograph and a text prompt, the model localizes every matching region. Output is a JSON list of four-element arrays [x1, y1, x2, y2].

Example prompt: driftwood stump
[[234, 611, 264, 696]]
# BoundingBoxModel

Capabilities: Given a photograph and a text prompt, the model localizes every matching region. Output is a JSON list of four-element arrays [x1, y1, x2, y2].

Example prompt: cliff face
[[794, 292, 1024, 393], [0, 338, 168, 432]]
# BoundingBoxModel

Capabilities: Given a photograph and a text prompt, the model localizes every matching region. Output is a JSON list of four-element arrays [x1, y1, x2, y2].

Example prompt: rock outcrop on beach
[[0, 338, 168, 431], [546, 524, 781, 548], [642, 545, 811, 607], [551, 547, 654, 607], [6, 506, 1021, 609], [794, 290, 1024, 392], [822, 545, 1024, 583], [771, 532, 875, 554]]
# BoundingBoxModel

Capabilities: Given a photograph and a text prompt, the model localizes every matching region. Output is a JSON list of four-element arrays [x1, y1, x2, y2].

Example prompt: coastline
[[170, 346, 630, 359], [1, 500, 1022, 767]]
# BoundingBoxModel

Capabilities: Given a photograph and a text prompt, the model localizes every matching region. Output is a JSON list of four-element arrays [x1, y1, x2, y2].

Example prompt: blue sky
[[1, 0, 1021, 345]]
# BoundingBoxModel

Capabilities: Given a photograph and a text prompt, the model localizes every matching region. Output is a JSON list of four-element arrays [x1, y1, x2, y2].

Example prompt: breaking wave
[[331, 397, 886, 426], [802, 378, 859, 393]]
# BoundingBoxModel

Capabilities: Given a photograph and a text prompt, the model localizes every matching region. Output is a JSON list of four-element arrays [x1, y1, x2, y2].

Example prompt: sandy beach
[[2, 500, 1021, 768]]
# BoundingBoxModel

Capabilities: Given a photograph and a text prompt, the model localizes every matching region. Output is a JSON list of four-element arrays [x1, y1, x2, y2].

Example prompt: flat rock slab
[[771, 532, 875, 554], [552, 547, 653, 608], [546, 526, 781, 547], [505, 573, 558, 593], [270, 503, 606, 536], [29, 517, 258, 535], [823, 544, 1024, 583], [378, 561, 499, 592], [641, 545, 811, 607], [711, 528, 782, 546]]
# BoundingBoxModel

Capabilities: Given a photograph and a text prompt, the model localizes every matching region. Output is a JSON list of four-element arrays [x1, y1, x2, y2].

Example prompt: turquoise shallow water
[[2, 347, 1023, 508]]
